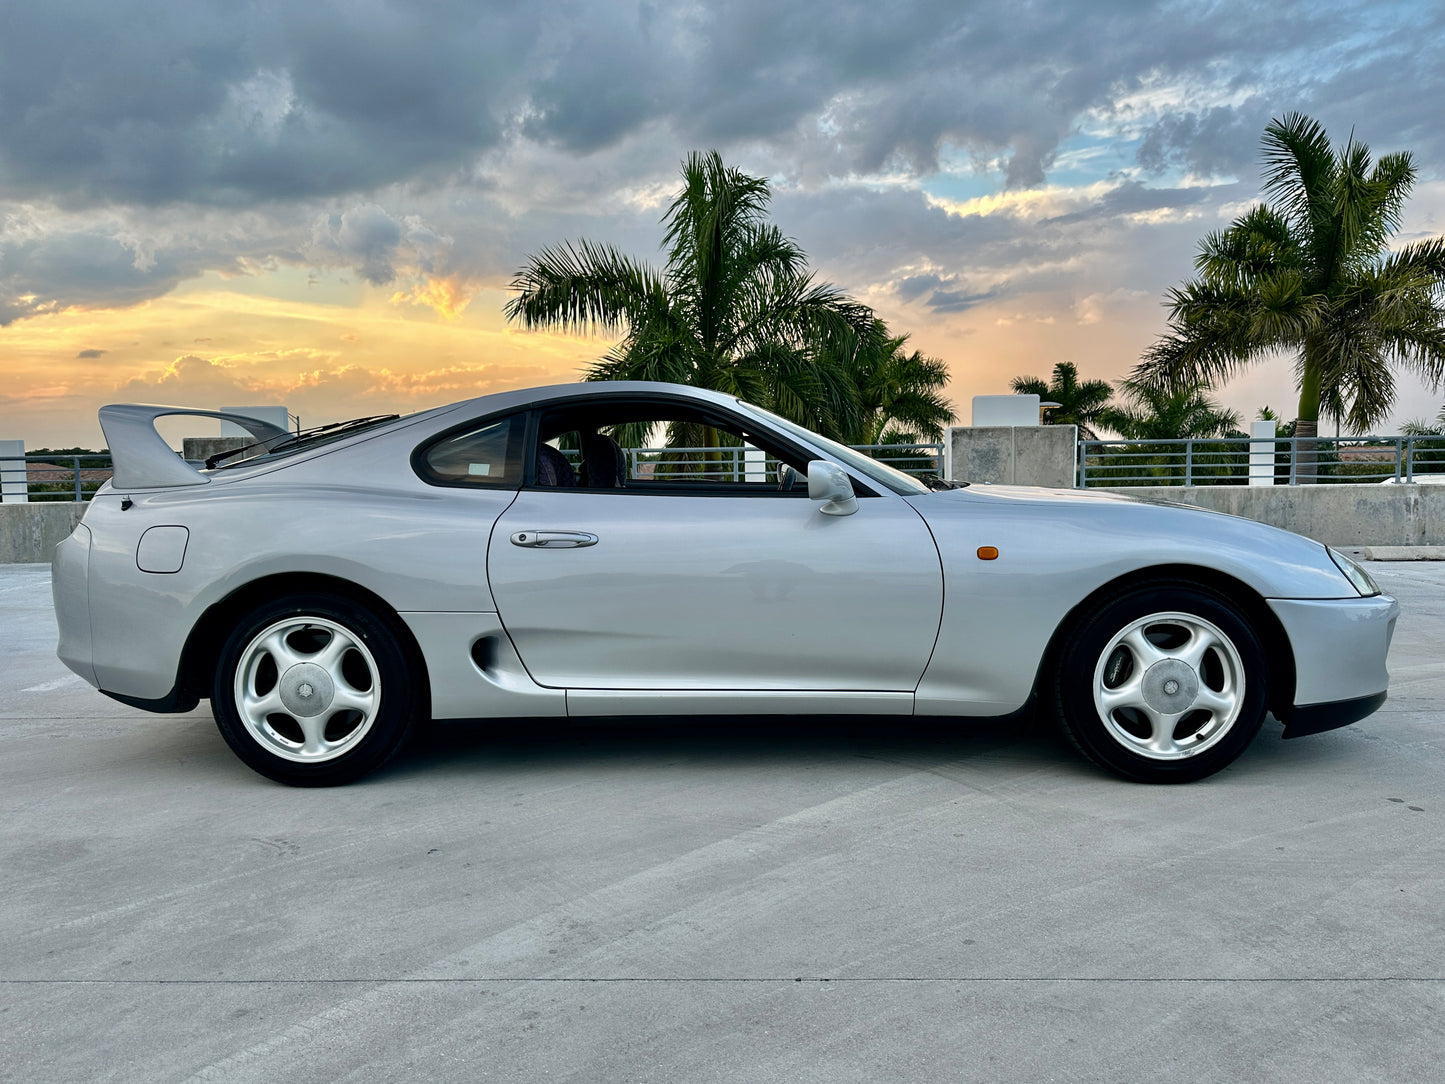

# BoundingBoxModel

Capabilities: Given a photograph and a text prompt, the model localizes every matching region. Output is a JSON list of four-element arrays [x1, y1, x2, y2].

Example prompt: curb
[[1340, 546, 1445, 562]]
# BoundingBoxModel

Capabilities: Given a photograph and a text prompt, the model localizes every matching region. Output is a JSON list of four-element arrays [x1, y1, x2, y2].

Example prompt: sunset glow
[[2, 1, 1442, 449]]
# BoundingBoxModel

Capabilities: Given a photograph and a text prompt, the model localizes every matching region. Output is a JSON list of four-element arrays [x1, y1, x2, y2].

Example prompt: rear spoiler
[[98, 405, 289, 490]]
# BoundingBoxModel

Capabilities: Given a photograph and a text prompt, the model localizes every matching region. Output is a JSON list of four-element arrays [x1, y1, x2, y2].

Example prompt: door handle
[[509, 530, 599, 549]]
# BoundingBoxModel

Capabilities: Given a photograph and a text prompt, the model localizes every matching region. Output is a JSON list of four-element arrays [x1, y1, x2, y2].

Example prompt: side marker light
[[977, 546, 999, 560]]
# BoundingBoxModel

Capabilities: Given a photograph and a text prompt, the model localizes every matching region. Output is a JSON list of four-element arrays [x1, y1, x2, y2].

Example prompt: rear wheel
[[1053, 585, 1269, 783], [212, 594, 421, 786]]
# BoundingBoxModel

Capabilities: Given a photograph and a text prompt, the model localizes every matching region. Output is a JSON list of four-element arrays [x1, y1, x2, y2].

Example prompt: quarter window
[[418, 414, 527, 487]]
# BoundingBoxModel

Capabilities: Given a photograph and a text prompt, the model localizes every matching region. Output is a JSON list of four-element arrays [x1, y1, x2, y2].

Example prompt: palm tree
[[1403, 404, 1445, 475], [1101, 378, 1242, 441], [826, 319, 953, 445], [505, 151, 873, 444], [1009, 362, 1114, 439], [1401, 404, 1445, 436], [1094, 377, 1242, 485], [804, 318, 955, 475], [1137, 113, 1445, 479]]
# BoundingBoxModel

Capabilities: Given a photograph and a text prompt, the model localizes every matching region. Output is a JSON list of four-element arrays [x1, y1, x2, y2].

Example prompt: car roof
[[185, 382, 753, 482], [435, 380, 743, 418]]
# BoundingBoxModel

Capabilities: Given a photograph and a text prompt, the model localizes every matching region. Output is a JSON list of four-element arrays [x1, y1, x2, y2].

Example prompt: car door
[[487, 472, 944, 694]]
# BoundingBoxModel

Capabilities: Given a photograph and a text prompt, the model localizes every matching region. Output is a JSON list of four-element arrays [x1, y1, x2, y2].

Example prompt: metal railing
[[560, 442, 943, 482], [1077, 435, 1445, 487], [0, 454, 115, 502], [0, 441, 946, 502], [848, 442, 946, 476], [605, 443, 944, 481]]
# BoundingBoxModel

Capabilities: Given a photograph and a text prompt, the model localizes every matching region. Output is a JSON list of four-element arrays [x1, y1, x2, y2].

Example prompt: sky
[[3, 0, 1445, 449]]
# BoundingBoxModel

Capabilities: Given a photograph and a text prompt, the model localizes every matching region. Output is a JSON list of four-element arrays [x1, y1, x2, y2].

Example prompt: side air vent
[[470, 636, 498, 673]]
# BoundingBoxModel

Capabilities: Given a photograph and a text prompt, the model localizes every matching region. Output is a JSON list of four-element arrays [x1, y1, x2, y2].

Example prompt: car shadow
[[376, 710, 1381, 786], [379, 710, 1075, 781]]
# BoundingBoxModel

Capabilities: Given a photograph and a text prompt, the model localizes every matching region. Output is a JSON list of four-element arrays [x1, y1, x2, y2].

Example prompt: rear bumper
[[1268, 594, 1398, 735], [52, 523, 97, 687], [100, 686, 200, 714]]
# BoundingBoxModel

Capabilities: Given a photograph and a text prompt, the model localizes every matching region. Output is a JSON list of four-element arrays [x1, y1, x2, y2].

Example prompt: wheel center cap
[[278, 662, 334, 717], [1142, 660, 1199, 714]]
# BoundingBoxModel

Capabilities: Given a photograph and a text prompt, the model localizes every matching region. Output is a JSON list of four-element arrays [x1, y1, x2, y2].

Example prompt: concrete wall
[[949, 425, 1077, 488], [182, 436, 251, 462], [2, 483, 1441, 563], [1096, 484, 1445, 547], [0, 502, 87, 564]]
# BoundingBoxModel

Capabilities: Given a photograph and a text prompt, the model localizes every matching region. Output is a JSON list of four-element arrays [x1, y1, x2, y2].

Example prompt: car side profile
[[52, 381, 1398, 786]]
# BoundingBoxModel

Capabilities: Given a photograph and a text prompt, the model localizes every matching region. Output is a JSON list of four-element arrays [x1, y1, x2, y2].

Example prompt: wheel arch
[[1032, 563, 1296, 721], [177, 572, 431, 715]]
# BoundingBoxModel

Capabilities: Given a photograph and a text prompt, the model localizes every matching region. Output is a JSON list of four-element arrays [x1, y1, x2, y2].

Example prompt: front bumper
[[1268, 594, 1399, 737]]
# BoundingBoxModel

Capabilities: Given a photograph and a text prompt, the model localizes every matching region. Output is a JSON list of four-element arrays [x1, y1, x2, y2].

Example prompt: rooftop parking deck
[[2, 561, 1443, 1082]]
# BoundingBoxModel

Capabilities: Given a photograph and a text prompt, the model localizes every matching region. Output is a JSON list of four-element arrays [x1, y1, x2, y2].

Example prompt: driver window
[[535, 403, 807, 494]]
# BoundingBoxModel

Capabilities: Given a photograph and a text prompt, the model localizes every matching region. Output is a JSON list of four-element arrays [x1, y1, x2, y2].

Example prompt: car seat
[[580, 432, 627, 488], [536, 444, 577, 487]]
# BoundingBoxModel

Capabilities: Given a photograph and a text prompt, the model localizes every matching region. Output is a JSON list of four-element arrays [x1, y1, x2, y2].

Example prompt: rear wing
[[98, 405, 289, 490]]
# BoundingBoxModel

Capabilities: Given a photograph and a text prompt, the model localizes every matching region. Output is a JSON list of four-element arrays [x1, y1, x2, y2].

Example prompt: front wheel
[[1052, 585, 1269, 783], [211, 594, 421, 786]]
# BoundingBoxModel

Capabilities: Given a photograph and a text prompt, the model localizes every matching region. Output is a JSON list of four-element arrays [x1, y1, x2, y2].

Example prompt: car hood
[[926, 483, 1222, 512]]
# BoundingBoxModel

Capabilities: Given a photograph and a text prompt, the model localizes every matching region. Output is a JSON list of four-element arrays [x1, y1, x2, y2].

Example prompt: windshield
[[206, 414, 402, 469], [733, 401, 934, 496]]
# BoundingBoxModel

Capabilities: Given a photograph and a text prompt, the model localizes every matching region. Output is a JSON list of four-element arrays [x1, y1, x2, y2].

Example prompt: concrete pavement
[[2, 562, 1443, 1082]]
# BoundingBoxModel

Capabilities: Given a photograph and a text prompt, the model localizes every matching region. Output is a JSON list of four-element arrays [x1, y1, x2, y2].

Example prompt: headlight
[[1328, 547, 1381, 597]]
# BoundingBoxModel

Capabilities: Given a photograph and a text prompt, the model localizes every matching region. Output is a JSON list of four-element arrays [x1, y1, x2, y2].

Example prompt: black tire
[[211, 592, 422, 786], [1052, 583, 1269, 783]]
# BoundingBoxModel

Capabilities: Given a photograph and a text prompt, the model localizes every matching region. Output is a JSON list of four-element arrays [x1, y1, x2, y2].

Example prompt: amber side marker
[[977, 546, 999, 560]]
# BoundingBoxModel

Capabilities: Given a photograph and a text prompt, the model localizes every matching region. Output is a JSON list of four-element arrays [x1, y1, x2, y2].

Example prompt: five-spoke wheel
[[1055, 584, 1268, 782], [212, 594, 421, 785], [233, 616, 381, 763]]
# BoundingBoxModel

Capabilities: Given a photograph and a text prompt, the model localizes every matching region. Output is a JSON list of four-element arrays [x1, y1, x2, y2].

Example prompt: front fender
[[908, 487, 1359, 715]]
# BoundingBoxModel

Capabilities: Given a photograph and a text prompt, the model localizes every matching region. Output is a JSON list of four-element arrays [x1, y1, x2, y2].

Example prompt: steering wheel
[[777, 463, 800, 491]]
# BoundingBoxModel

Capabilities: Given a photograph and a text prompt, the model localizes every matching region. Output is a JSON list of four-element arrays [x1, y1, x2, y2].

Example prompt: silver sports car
[[52, 381, 1397, 786]]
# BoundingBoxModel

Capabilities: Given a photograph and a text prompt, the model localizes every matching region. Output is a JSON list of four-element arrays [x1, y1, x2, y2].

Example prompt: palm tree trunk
[[1293, 418, 1320, 483], [1294, 351, 1323, 484], [702, 423, 720, 479]]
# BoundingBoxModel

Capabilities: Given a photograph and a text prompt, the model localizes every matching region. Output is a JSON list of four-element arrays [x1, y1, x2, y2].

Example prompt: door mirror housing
[[808, 460, 858, 516]]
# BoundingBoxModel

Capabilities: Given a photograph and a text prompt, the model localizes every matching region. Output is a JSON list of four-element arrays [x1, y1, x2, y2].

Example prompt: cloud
[[76, 348, 106, 358], [305, 203, 455, 286], [0, 222, 206, 325], [5, 0, 1435, 217], [108, 351, 562, 421], [0, 1, 541, 208], [390, 274, 481, 320], [1, 0, 1443, 452]]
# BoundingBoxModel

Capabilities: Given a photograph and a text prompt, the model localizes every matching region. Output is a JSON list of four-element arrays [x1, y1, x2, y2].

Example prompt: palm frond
[[1261, 112, 1336, 239], [505, 239, 667, 335]]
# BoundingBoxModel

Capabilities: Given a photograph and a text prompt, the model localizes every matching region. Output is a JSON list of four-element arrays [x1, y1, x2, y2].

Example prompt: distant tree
[[1402, 404, 1445, 475], [1401, 404, 1445, 436], [1136, 113, 1445, 480], [1101, 378, 1243, 440], [1255, 406, 1295, 438], [827, 319, 953, 446], [1089, 378, 1243, 485], [1009, 362, 1114, 439]]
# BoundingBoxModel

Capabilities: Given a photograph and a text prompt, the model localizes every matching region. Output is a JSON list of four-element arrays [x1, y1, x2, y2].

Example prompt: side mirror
[[808, 460, 858, 516]]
